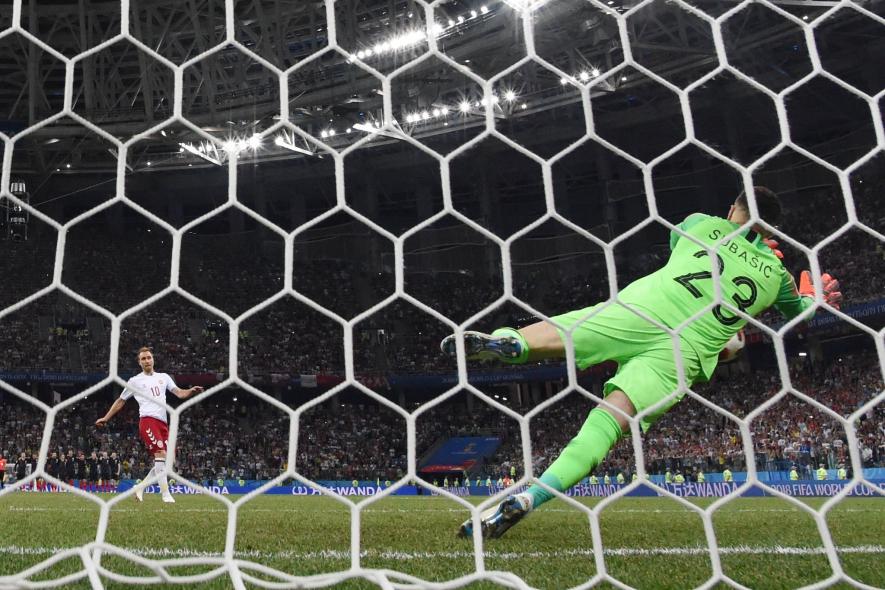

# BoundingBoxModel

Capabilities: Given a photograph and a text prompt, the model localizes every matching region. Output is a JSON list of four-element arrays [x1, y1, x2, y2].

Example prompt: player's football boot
[[440, 331, 524, 362], [458, 495, 531, 539], [162, 494, 176, 503], [134, 484, 144, 502]]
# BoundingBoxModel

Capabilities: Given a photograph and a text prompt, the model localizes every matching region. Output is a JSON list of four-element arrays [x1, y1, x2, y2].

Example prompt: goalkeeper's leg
[[459, 392, 630, 539], [522, 393, 631, 507], [459, 340, 703, 538], [440, 321, 565, 364]]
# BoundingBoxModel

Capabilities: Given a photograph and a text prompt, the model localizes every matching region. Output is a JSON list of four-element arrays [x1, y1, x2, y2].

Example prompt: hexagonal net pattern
[[0, 0, 883, 588]]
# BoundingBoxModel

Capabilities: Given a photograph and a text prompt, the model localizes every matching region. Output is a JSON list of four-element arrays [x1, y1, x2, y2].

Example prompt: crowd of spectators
[[0, 350, 881, 487], [775, 183, 885, 312], [2, 190, 883, 487], [3, 215, 883, 379], [8, 271, 882, 384]]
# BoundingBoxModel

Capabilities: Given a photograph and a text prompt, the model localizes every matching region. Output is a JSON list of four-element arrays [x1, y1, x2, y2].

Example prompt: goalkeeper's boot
[[440, 331, 524, 362], [458, 494, 531, 539]]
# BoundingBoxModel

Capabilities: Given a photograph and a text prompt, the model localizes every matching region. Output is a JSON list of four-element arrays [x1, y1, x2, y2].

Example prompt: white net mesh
[[0, 0, 883, 587]]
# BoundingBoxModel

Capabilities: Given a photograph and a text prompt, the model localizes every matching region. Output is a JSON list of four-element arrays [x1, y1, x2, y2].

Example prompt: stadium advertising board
[[25, 479, 884, 498]]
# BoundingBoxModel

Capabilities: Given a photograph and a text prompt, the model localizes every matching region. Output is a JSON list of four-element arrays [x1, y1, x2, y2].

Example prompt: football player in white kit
[[96, 347, 204, 503]]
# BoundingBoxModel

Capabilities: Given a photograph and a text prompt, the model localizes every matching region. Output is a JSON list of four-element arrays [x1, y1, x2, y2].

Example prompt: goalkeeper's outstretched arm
[[773, 270, 842, 320]]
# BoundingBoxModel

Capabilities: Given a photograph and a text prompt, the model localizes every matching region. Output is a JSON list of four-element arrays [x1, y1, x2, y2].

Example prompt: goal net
[[0, 0, 883, 588]]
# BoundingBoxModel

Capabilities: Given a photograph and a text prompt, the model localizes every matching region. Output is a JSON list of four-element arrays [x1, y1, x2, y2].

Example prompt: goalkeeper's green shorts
[[550, 302, 704, 432]]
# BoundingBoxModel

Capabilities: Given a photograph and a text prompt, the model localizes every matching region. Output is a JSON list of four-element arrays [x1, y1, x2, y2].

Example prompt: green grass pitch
[[0, 492, 882, 589]]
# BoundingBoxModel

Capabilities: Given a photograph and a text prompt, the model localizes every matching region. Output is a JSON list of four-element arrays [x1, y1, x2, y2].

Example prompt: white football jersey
[[121, 372, 177, 423]]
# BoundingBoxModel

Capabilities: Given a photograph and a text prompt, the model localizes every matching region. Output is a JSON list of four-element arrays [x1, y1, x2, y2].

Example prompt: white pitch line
[[0, 545, 883, 562]]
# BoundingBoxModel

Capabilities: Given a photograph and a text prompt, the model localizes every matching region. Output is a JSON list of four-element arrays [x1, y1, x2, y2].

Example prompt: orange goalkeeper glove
[[763, 238, 783, 260], [799, 270, 842, 310]]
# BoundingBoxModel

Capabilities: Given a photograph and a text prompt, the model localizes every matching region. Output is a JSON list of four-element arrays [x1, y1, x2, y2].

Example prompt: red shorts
[[138, 417, 169, 454]]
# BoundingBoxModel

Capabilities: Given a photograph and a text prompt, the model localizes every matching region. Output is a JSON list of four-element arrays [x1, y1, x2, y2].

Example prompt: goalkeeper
[[441, 187, 842, 539]]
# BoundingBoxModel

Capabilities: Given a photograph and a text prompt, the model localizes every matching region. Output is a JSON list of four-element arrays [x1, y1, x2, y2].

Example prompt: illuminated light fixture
[[408, 11, 413, 17], [374, 120, 382, 128], [470, 10, 478, 18], [65, 163, 71, 168], [320, 130, 328, 138], [179, 147, 184, 152], [421, 110, 430, 120], [432, 108, 441, 117], [365, 48, 374, 56], [521, 103, 527, 109], [459, 101, 471, 113], [802, 14, 808, 19], [480, 5, 489, 13], [448, 19, 455, 26], [474, 101, 481, 107], [592, 68, 601, 77], [457, 15, 464, 23], [579, 71, 590, 82], [504, 90, 516, 101], [357, 50, 366, 59], [799, 351, 808, 357], [441, 106, 449, 115], [146, 161, 152, 166], [346, 127, 352, 133], [223, 139, 237, 152], [621, 75, 627, 81], [160, 130, 167, 137], [560, 77, 568, 85], [247, 134, 262, 149], [328, 129, 336, 137]]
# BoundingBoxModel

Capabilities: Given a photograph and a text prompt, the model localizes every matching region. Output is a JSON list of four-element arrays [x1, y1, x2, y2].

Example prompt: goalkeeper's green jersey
[[618, 213, 813, 379]]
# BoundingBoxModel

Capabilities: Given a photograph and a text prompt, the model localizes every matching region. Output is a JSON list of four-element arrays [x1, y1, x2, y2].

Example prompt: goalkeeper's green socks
[[491, 328, 530, 364], [524, 408, 623, 509]]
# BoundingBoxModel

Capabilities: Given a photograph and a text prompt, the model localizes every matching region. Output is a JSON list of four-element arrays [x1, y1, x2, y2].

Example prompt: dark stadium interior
[[0, 0, 883, 491]]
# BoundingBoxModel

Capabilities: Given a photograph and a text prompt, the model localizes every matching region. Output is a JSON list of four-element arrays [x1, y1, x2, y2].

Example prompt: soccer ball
[[718, 330, 745, 363]]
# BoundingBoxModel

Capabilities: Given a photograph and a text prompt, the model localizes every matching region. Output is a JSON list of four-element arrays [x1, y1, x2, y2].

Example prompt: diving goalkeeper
[[440, 187, 842, 539]]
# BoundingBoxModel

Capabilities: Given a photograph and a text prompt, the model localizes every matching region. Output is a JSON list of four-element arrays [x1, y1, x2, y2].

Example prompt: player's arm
[[669, 213, 710, 250], [773, 271, 842, 319], [95, 398, 126, 428], [171, 386, 204, 399], [164, 372, 204, 399]]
